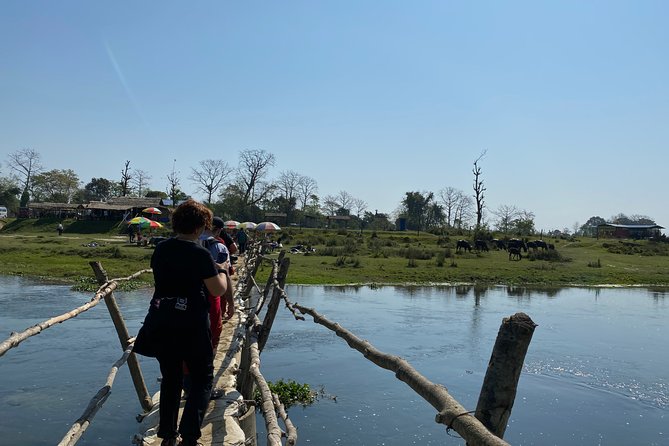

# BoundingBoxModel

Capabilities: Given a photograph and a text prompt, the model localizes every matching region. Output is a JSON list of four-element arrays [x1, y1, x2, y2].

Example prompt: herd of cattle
[[456, 238, 556, 260]]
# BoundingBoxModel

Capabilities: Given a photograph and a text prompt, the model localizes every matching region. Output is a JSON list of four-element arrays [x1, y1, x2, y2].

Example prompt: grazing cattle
[[475, 239, 489, 252], [507, 238, 527, 252], [548, 243, 555, 250], [508, 246, 522, 260], [534, 240, 548, 250], [456, 240, 472, 253], [527, 241, 538, 251], [492, 239, 507, 250]]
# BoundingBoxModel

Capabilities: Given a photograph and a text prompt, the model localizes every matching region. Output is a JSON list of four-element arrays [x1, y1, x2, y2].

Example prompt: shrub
[[398, 247, 433, 260], [407, 258, 417, 268], [588, 258, 602, 268]]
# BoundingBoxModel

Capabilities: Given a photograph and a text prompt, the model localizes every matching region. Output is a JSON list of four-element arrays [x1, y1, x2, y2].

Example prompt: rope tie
[[446, 410, 477, 438]]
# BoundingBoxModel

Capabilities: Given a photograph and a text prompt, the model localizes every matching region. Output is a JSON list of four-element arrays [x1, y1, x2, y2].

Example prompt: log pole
[[89, 261, 153, 412], [474, 312, 537, 439], [257, 255, 290, 353]]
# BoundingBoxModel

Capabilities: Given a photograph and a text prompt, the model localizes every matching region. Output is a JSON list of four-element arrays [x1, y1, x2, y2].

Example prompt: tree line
[[0, 148, 657, 235]]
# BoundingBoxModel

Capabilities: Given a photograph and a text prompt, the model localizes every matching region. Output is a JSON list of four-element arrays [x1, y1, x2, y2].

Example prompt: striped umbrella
[[237, 221, 257, 230], [142, 207, 162, 215], [256, 222, 281, 232], [224, 220, 240, 230]]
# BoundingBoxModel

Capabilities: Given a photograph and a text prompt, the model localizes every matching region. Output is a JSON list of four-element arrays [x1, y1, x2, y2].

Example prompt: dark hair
[[171, 199, 212, 235]]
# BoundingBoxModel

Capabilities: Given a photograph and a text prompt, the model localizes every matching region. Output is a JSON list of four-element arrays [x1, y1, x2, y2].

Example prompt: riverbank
[[2, 219, 669, 288]]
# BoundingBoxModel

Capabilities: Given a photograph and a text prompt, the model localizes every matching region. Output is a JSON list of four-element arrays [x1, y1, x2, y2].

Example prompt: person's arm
[[203, 260, 230, 296]]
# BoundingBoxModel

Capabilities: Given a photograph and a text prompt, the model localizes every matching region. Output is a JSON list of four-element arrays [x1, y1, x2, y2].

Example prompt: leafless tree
[[166, 159, 181, 204], [472, 150, 487, 229], [132, 169, 152, 198], [336, 190, 354, 214], [454, 194, 474, 229], [438, 186, 468, 227], [7, 148, 42, 198], [190, 159, 233, 204], [237, 149, 276, 206], [120, 160, 132, 197], [321, 194, 340, 216], [492, 204, 520, 233], [276, 170, 301, 201], [296, 175, 318, 210]]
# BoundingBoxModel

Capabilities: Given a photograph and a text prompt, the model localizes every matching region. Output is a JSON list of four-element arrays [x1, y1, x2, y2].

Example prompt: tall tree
[[296, 175, 318, 210], [277, 170, 301, 202], [166, 159, 182, 204], [336, 191, 355, 214], [30, 169, 80, 203], [438, 187, 467, 227], [493, 204, 521, 233], [190, 159, 233, 204], [119, 160, 132, 197], [132, 169, 152, 198], [472, 150, 487, 230], [0, 177, 21, 213], [401, 191, 434, 233], [352, 197, 368, 233], [321, 194, 340, 216], [237, 149, 276, 206], [84, 178, 115, 201], [7, 148, 42, 206]]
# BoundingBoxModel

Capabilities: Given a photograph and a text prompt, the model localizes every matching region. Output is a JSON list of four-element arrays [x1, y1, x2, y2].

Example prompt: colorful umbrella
[[256, 222, 281, 232], [237, 221, 257, 230], [142, 207, 162, 215], [224, 220, 240, 230], [128, 217, 163, 229]]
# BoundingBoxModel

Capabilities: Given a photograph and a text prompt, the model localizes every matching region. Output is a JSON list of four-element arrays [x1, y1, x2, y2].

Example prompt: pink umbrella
[[142, 207, 162, 215]]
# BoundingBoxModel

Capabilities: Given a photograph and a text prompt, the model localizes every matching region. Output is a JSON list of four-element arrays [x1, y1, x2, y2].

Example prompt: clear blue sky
[[2, 1, 668, 232]]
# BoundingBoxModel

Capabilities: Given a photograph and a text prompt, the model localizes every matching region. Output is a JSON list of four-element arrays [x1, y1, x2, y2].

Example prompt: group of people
[[133, 200, 239, 446]]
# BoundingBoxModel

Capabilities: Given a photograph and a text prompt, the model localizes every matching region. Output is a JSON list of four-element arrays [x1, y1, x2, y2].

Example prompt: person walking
[[57, 223, 64, 236], [133, 199, 232, 446]]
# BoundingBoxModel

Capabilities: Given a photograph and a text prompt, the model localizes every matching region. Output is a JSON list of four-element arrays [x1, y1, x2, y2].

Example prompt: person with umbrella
[[132, 199, 232, 446]]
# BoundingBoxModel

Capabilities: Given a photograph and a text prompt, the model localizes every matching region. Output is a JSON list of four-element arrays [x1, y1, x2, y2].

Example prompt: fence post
[[90, 261, 153, 412], [474, 312, 537, 439], [257, 255, 290, 353]]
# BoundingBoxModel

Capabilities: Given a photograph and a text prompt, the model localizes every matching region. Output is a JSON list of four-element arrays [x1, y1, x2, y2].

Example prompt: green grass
[[3, 219, 669, 288]]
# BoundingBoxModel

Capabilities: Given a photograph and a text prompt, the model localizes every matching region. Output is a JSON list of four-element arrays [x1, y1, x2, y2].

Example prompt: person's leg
[[208, 295, 222, 352], [178, 337, 214, 443], [157, 354, 183, 441]]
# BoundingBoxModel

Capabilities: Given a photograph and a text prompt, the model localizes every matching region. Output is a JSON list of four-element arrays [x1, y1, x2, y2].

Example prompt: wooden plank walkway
[[134, 282, 250, 446]]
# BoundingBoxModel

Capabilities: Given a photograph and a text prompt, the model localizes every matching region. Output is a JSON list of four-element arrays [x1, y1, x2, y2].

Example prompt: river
[[0, 277, 667, 445]]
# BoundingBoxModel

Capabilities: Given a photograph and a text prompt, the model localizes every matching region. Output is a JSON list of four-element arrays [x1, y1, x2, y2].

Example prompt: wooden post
[[89, 261, 153, 412], [257, 256, 290, 353], [474, 312, 537, 439]]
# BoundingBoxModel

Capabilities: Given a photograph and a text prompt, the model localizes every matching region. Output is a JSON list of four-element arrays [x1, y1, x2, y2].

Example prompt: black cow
[[475, 240, 489, 252], [535, 240, 548, 250], [508, 238, 527, 252], [492, 239, 507, 250], [508, 246, 522, 260], [456, 240, 472, 253]]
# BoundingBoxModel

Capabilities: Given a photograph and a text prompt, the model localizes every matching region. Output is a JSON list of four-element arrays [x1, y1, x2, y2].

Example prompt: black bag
[[132, 313, 160, 357]]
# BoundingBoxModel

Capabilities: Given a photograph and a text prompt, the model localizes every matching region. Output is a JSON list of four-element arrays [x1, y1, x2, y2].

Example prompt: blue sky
[[1, 1, 668, 232]]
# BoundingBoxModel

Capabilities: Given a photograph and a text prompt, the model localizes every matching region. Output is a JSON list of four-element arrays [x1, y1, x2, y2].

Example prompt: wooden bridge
[[0, 242, 537, 446]]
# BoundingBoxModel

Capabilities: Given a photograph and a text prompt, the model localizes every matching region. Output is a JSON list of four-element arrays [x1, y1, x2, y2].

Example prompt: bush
[[588, 258, 602, 268], [398, 247, 433, 260]]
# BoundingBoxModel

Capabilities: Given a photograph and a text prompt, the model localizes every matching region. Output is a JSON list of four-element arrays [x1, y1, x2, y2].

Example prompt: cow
[[508, 246, 522, 260], [456, 240, 472, 253], [508, 238, 527, 252], [491, 239, 507, 250], [535, 240, 548, 250], [474, 239, 489, 252]]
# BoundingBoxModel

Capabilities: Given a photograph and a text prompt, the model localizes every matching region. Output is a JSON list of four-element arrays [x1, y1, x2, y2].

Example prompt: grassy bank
[[2, 218, 669, 289]]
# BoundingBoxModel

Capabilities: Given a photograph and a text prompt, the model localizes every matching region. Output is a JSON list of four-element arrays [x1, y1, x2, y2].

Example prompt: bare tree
[[190, 159, 233, 204], [492, 204, 520, 233], [352, 197, 368, 233], [472, 150, 487, 230], [7, 148, 42, 205], [336, 190, 354, 214], [454, 194, 474, 229], [237, 149, 276, 206], [166, 159, 181, 204], [276, 170, 301, 201], [132, 169, 152, 198], [120, 160, 132, 197], [297, 175, 318, 210], [321, 194, 340, 216], [439, 187, 468, 227]]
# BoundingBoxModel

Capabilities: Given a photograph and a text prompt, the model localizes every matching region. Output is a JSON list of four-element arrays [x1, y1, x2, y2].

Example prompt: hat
[[212, 217, 225, 229]]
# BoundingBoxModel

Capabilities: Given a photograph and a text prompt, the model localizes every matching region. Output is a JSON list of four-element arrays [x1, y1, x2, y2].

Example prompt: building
[[596, 223, 664, 239]]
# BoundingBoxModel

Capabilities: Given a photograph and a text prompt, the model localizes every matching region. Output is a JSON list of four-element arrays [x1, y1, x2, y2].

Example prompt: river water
[[0, 277, 667, 445]]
